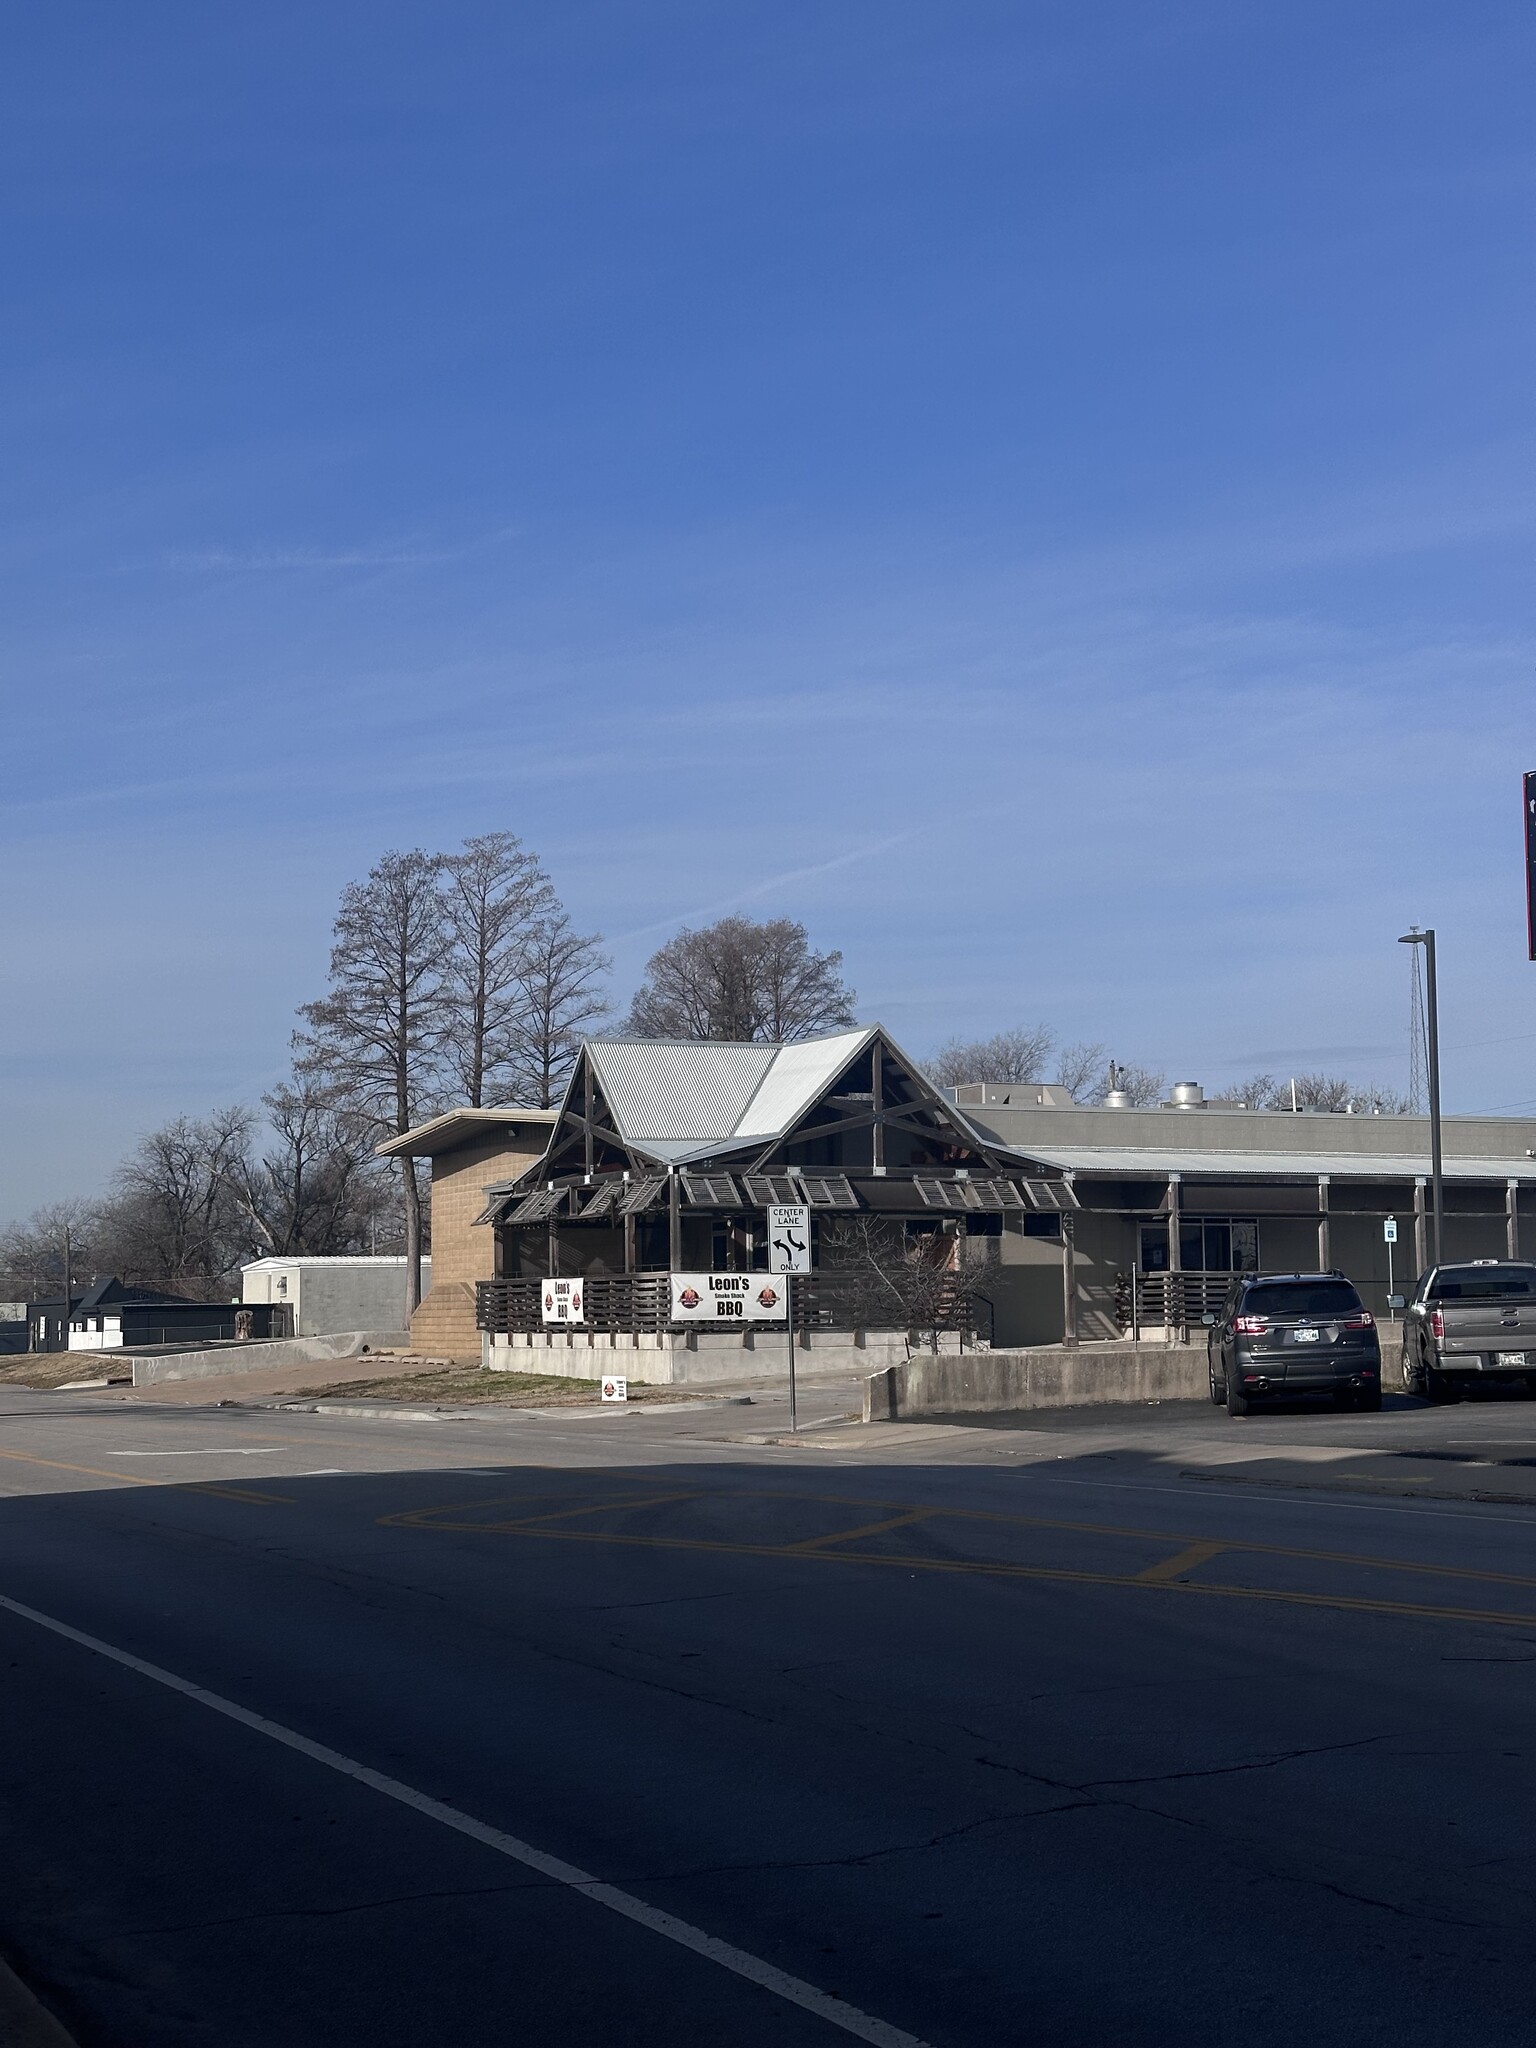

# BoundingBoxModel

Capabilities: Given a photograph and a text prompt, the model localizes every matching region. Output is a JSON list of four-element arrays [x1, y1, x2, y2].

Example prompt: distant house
[[30, 1278, 285, 1353]]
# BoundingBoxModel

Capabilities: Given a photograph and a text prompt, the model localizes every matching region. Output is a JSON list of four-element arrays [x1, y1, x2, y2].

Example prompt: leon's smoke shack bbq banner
[[670, 1273, 787, 1323], [541, 1278, 584, 1325]]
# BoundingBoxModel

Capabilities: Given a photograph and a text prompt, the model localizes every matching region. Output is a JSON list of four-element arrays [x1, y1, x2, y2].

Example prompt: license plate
[[1497, 1351, 1528, 1367], [1293, 1327, 1320, 1343]]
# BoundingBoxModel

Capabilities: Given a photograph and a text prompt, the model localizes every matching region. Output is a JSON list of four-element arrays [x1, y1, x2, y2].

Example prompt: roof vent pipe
[[1169, 1081, 1205, 1109]]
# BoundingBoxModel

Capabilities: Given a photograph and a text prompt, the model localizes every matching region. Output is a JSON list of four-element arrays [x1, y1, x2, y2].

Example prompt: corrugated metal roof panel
[[1019, 1146, 1536, 1181], [587, 1039, 775, 1143], [732, 1029, 871, 1138]]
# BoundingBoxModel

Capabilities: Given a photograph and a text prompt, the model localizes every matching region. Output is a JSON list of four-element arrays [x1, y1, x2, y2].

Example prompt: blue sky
[[2, 0, 1533, 1213]]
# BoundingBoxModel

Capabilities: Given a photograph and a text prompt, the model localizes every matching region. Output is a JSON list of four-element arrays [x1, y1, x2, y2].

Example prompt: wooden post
[[668, 1170, 682, 1271], [1166, 1174, 1182, 1341], [1508, 1179, 1520, 1260], [1061, 1213, 1079, 1348], [547, 1213, 559, 1278], [871, 1040, 885, 1175], [1414, 1177, 1428, 1274], [623, 1210, 636, 1274], [1317, 1176, 1331, 1270]]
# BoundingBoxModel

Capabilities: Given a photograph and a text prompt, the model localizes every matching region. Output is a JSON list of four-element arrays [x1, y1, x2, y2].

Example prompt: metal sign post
[[1384, 1215, 1397, 1317], [768, 1202, 811, 1434], [1525, 769, 1536, 962]]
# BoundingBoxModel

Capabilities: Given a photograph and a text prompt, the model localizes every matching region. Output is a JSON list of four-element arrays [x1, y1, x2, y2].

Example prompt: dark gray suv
[[1206, 1272, 1382, 1416]]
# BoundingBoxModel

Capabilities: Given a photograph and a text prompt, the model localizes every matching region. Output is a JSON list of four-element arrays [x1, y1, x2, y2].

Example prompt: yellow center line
[[492, 1489, 707, 1531], [388, 1517, 1536, 1629], [0, 1446, 288, 1505], [1135, 1540, 1228, 1584], [787, 1508, 939, 1552]]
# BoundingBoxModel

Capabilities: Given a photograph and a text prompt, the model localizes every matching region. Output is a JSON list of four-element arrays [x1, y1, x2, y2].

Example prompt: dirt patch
[[0, 1356, 130, 1390], [288, 1366, 704, 1406]]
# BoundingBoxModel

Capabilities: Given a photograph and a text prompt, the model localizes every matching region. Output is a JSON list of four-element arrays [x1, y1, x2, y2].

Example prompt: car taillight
[[1342, 1311, 1374, 1329], [1430, 1308, 1445, 1341], [1235, 1315, 1266, 1336]]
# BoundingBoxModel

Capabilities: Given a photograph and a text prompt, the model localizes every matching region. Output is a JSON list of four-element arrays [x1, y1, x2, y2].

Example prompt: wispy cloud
[[610, 833, 918, 944], [160, 542, 451, 572]]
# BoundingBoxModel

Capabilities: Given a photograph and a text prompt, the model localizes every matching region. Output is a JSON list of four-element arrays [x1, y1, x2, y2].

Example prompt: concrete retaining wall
[[129, 1330, 409, 1387], [485, 1327, 967, 1386], [863, 1342, 1209, 1421]]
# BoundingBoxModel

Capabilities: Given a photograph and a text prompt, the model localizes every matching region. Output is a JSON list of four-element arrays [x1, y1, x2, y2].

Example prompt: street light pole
[[1399, 927, 1444, 1266]]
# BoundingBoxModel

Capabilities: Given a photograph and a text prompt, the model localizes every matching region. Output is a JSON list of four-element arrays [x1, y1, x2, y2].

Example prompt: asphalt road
[[6, 1379, 1536, 2046]]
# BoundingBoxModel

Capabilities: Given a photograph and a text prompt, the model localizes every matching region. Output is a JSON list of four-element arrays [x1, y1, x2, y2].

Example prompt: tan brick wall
[[427, 1134, 547, 1288], [410, 1131, 548, 1358]]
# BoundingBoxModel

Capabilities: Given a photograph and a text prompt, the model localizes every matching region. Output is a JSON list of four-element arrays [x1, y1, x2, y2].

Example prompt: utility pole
[[61, 1224, 73, 1356], [1399, 927, 1443, 1265]]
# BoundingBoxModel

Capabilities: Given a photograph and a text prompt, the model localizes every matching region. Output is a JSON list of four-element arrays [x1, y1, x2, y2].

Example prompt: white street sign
[[1383, 1218, 1398, 1244], [601, 1374, 628, 1403], [767, 1203, 811, 1274], [670, 1273, 787, 1323], [541, 1278, 585, 1326]]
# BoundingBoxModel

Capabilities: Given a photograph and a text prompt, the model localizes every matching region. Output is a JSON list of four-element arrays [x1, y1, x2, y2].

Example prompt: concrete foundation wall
[[486, 1326, 967, 1386], [863, 1342, 1209, 1421]]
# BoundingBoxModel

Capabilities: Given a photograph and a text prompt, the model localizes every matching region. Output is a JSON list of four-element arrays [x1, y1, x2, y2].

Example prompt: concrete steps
[[409, 1281, 481, 1361]]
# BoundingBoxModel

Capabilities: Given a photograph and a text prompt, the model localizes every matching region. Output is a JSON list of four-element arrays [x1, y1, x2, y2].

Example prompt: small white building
[[240, 1257, 429, 1338]]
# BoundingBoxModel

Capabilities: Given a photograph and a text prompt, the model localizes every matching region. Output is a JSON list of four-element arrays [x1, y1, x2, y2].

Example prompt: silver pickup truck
[[1400, 1260, 1536, 1401]]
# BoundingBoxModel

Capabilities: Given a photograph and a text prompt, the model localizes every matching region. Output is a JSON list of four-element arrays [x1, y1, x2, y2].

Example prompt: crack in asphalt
[[1080, 1731, 1401, 1791]]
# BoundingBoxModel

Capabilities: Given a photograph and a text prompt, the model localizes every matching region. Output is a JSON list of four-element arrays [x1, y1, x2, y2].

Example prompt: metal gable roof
[[577, 1026, 1009, 1161], [585, 1039, 776, 1143], [731, 1028, 873, 1139]]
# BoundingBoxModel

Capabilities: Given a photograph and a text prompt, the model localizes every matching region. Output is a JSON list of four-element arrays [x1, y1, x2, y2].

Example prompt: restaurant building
[[387, 1029, 1536, 1381]]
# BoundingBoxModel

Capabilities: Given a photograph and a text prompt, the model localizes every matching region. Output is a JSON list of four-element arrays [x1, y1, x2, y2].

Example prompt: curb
[[221, 1395, 754, 1422], [0, 1957, 79, 2047]]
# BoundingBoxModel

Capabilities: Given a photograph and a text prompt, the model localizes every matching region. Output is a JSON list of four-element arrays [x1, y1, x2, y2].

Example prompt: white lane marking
[[0, 1593, 927, 2048], [299, 1470, 345, 1476], [110, 1449, 287, 1458]]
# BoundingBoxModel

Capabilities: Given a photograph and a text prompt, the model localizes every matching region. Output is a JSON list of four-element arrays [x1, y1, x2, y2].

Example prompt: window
[[1140, 1220, 1259, 1273], [1242, 1279, 1361, 1318], [1429, 1265, 1536, 1301]]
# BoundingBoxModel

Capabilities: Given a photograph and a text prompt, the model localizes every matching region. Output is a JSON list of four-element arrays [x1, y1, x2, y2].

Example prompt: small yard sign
[[601, 1374, 628, 1403]]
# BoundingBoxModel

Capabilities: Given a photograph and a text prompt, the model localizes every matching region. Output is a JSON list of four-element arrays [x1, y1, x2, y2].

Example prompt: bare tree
[[101, 1107, 254, 1295], [224, 1078, 383, 1258], [626, 916, 855, 1042], [1054, 1040, 1110, 1103], [440, 832, 555, 1107], [1209, 1072, 1410, 1114], [508, 908, 611, 1107], [926, 1024, 1054, 1088], [294, 849, 450, 1315], [817, 1214, 968, 1353], [1208, 1073, 1278, 1108], [1095, 1059, 1166, 1107], [0, 1199, 103, 1301]]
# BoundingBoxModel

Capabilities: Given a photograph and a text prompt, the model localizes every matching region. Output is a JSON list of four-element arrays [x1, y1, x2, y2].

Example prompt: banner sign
[[670, 1273, 787, 1323], [541, 1278, 585, 1326], [1526, 770, 1536, 962]]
